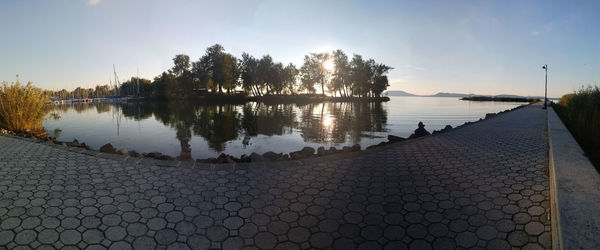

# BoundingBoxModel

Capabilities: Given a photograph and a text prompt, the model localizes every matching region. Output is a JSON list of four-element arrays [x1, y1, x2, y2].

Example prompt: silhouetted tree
[[330, 50, 351, 97], [300, 53, 329, 95]]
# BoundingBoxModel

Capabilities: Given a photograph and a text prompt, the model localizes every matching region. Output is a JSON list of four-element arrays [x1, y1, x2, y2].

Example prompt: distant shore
[[460, 96, 539, 102], [127, 94, 390, 104]]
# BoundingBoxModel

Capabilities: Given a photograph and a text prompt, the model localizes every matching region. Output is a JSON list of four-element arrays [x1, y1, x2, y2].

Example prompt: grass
[[0, 81, 52, 133], [553, 86, 600, 169]]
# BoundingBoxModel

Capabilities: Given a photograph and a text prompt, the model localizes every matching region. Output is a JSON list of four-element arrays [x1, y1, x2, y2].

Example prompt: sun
[[322, 59, 335, 72]]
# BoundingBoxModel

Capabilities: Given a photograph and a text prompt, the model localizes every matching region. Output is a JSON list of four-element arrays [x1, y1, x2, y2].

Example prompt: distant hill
[[385, 90, 418, 96], [426, 92, 470, 97], [385, 90, 557, 99]]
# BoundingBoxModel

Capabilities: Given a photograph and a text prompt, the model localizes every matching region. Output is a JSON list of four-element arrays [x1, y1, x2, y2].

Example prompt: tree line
[[49, 44, 393, 100]]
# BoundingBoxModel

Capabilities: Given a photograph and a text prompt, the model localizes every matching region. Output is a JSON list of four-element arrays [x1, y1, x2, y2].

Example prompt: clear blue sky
[[1, 0, 598, 97]]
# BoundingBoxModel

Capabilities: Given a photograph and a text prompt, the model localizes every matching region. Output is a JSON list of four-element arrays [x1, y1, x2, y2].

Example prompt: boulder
[[71, 139, 80, 147], [250, 152, 265, 162], [317, 146, 327, 156], [328, 147, 339, 154], [145, 152, 163, 158], [157, 155, 174, 161], [128, 150, 140, 157], [485, 113, 496, 119], [408, 122, 431, 139], [262, 151, 282, 160], [239, 154, 251, 163], [351, 144, 361, 152], [118, 149, 129, 156], [290, 147, 315, 160], [433, 125, 453, 135], [99, 143, 116, 154], [300, 147, 315, 155], [387, 135, 405, 143], [342, 146, 352, 152]]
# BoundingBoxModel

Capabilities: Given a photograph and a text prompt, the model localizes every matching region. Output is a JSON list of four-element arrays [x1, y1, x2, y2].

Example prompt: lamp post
[[542, 64, 548, 109]]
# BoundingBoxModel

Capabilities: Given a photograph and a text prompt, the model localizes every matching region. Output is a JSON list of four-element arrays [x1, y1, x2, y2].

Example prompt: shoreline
[[1, 103, 529, 164], [123, 94, 390, 104]]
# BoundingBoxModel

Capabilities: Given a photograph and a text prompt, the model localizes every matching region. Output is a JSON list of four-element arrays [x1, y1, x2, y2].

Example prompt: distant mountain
[[385, 90, 556, 99], [385, 90, 418, 96], [427, 92, 470, 97]]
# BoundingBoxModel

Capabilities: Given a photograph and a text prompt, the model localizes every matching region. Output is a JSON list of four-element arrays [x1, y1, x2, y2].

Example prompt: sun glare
[[323, 59, 335, 72]]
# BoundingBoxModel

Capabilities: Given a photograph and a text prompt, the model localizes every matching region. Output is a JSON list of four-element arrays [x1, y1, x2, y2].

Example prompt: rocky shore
[[0, 104, 527, 165]]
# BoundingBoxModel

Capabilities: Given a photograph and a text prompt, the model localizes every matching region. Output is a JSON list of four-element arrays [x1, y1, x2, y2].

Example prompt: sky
[[1, 0, 599, 97]]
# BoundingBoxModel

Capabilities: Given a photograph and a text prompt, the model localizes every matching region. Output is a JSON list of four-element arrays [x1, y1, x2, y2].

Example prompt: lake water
[[43, 97, 524, 159]]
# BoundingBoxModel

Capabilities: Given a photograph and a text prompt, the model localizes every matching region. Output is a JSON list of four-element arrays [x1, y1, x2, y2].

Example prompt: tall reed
[[554, 86, 600, 168], [0, 81, 52, 133]]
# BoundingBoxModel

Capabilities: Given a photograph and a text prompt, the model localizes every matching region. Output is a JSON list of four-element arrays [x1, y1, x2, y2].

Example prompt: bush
[[0, 81, 52, 133], [554, 86, 600, 169]]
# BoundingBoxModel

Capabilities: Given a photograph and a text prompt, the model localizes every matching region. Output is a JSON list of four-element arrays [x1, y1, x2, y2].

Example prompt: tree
[[257, 55, 275, 95], [349, 55, 372, 97], [241, 53, 260, 96], [300, 53, 329, 95], [370, 62, 393, 97], [282, 63, 299, 94], [172, 54, 190, 76], [330, 50, 351, 97]]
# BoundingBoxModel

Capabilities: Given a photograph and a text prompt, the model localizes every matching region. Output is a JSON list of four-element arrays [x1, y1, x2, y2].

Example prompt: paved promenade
[[0, 104, 550, 250]]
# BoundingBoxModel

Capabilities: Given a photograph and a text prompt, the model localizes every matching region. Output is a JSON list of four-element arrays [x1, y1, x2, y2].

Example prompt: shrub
[[0, 81, 52, 133], [554, 86, 600, 169]]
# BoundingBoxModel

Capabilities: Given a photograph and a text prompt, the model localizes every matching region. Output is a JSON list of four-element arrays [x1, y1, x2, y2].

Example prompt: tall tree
[[349, 55, 372, 97], [172, 54, 191, 76], [300, 53, 329, 95], [241, 53, 260, 96], [282, 63, 299, 94], [330, 50, 351, 97], [369, 62, 393, 97]]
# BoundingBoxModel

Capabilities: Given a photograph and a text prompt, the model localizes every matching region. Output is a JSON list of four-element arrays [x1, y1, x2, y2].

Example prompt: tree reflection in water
[[54, 101, 387, 158]]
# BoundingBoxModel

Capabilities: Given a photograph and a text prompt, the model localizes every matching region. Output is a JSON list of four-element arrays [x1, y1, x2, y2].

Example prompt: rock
[[250, 152, 265, 162], [216, 153, 236, 163], [229, 155, 240, 162], [240, 154, 251, 163], [433, 125, 453, 135], [282, 154, 289, 160], [408, 122, 431, 139], [99, 143, 116, 154], [485, 113, 496, 119], [317, 146, 327, 156], [290, 147, 315, 160], [71, 139, 80, 147], [328, 147, 338, 154], [300, 147, 315, 155], [80, 142, 90, 150], [128, 150, 140, 157], [342, 146, 352, 152], [387, 135, 405, 143], [157, 155, 174, 161], [145, 152, 163, 158], [351, 144, 361, 152], [262, 151, 282, 160], [117, 149, 129, 156]]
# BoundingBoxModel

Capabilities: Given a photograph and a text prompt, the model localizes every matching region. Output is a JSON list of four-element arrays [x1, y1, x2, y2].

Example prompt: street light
[[542, 64, 548, 109]]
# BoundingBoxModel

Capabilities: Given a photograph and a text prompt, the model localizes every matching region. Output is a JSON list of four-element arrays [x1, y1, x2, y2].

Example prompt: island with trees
[[47, 44, 393, 104]]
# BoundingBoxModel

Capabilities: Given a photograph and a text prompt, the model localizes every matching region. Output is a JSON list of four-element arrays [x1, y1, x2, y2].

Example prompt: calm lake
[[43, 97, 524, 159]]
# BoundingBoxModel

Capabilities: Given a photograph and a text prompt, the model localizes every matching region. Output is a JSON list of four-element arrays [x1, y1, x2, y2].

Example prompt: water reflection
[[51, 101, 388, 158]]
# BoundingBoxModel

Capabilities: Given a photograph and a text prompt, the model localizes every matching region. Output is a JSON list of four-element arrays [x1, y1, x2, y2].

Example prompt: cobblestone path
[[0, 104, 550, 250]]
